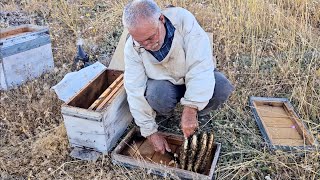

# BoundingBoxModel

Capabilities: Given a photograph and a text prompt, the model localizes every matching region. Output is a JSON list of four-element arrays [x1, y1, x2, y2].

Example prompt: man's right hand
[[147, 132, 171, 154]]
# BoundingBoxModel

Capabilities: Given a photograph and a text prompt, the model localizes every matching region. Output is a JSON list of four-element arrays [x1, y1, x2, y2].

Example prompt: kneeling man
[[122, 0, 234, 154]]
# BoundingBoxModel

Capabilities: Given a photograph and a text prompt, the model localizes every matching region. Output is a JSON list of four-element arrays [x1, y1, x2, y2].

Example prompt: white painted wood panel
[[63, 115, 107, 152], [0, 62, 7, 90], [61, 69, 133, 154], [102, 88, 133, 151], [3, 43, 54, 88]]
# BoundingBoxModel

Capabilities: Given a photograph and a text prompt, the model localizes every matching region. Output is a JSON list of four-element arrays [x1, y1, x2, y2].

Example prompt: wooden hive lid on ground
[[249, 96, 318, 150]]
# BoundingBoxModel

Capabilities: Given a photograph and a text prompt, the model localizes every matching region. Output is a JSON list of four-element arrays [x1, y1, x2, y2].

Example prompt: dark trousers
[[145, 70, 235, 116]]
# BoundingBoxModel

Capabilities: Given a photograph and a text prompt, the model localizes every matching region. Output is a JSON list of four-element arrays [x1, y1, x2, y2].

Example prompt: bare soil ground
[[1, 0, 320, 179]]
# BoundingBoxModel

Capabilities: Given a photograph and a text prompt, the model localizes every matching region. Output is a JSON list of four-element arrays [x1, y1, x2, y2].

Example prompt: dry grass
[[1, 0, 320, 179]]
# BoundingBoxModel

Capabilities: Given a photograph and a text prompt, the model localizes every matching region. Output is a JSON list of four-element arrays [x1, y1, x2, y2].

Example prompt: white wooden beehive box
[[61, 68, 133, 153], [0, 24, 54, 90]]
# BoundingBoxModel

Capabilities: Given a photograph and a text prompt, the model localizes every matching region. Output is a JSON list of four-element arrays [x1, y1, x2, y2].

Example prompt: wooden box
[[61, 69, 132, 153], [249, 97, 318, 150], [0, 24, 54, 90], [112, 127, 221, 180]]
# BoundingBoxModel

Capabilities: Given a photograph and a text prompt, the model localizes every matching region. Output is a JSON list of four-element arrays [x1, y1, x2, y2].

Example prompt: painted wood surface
[[62, 69, 133, 153], [0, 62, 7, 90], [0, 24, 54, 90], [112, 127, 221, 180], [1, 43, 54, 90], [101, 88, 133, 151], [250, 97, 318, 150], [61, 105, 102, 122], [108, 29, 215, 71], [63, 114, 107, 152]]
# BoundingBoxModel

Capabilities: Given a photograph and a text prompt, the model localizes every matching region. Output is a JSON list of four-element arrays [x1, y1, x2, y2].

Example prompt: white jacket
[[124, 7, 215, 137]]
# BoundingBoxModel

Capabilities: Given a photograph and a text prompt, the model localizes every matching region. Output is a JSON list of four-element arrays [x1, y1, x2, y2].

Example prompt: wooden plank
[[151, 144, 178, 166], [262, 117, 294, 127], [96, 79, 124, 110], [63, 114, 107, 152], [254, 101, 284, 107], [283, 103, 315, 145], [121, 136, 145, 156], [113, 127, 140, 155], [136, 139, 155, 160], [252, 101, 274, 143], [1, 34, 51, 58], [0, 61, 8, 90], [88, 74, 123, 110], [268, 127, 302, 140], [272, 139, 305, 146], [105, 86, 124, 106], [61, 105, 102, 121], [105, 82, 124, 104], [0, 27, 29, 39], [255, 104, 289, 118], [101, 88, 133, 151]]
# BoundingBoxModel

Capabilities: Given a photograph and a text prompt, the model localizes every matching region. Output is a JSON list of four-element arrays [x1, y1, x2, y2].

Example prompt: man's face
[[129, 15, 166, 51]]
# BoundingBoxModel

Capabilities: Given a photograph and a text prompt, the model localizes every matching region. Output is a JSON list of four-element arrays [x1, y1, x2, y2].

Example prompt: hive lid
[[52, 62, 106, 102]]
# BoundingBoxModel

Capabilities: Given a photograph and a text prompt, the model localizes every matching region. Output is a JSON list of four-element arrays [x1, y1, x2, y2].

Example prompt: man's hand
[[181, 106, 198, 138], [147, 132, 171, 154]]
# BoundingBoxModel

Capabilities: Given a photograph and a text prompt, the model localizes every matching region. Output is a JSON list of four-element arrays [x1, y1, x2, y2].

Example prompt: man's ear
[[159, 14, 165, 23]]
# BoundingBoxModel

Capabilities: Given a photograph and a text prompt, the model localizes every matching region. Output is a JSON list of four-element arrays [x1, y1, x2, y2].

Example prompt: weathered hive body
[[112, 127, 221, 180], [61, 69, 132, 153], [250, 97, 318, 150], [0, 24, 54, 90]]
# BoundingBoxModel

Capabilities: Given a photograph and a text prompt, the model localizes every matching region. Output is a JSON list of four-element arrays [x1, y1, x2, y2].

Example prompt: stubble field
[[0, 0, 319, 179]]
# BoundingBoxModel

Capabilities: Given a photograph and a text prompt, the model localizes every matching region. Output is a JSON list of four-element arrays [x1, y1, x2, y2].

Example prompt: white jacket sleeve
[[180, 10, 215, 110], [124, 46, 158, 137]]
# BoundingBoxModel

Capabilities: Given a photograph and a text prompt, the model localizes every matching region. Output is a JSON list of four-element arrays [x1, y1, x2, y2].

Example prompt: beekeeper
[[122, 0, 234, 154]]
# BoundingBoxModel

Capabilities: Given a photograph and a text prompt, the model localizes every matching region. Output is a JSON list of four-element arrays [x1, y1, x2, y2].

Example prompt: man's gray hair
[[123, 0, 161, 29]]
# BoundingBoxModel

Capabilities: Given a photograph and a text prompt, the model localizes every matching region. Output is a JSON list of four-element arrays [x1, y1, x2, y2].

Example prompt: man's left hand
[[181, 106, 198, 138]]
